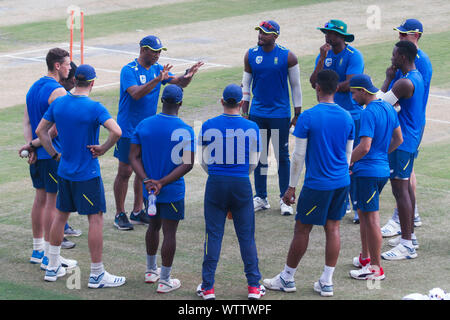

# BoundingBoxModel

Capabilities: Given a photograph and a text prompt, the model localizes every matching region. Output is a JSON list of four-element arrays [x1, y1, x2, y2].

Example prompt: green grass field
[[1, 0, 449, 302]]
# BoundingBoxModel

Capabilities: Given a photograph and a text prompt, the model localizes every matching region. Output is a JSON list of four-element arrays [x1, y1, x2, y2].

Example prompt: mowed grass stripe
[[0, 0, 337, 51]]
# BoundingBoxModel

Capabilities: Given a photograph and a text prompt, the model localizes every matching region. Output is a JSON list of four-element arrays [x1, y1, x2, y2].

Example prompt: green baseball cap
[[317, 19, 354, 42]]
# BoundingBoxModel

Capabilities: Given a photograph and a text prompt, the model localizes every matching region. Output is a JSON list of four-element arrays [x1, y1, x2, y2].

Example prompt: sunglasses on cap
[[260, 21, 276, 32], [324, 21, 344, 31]]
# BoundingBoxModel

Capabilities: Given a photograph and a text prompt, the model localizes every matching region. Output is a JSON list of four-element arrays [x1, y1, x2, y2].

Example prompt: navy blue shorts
[[144, 198, 185, 221], [57, 176, 106, 215], [389, 149, 415, 180], [295, 185, 349, 226], [113, 137, 131, 164], [29, 159, 59, 193], [354, 176, 388, 212]]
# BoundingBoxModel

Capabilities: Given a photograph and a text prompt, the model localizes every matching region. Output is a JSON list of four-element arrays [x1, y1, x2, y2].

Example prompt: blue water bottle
[[148, 191, 157, 216]]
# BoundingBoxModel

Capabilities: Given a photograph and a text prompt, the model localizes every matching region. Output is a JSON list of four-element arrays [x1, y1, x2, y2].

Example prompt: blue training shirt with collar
[[131, 113, 195, 203], [43, 93, 112, 181], [353, 99, 400, 178], [315, 44, 365, 119], [293, 102, 355, 190], [117, 59, 173, 138], [199, 114, 261, 178], [26, 76, 63, 159], [248, 43, 291, 118]]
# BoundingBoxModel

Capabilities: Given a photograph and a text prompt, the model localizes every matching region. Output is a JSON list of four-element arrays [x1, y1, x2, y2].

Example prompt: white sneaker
[[381, 219, 402, 238], [381, 243, 417, 260], [44, 265, 66, 282], [253, 197, 270, 212], [157, 278, 181, 293], [60, 256, 77, 270], [145, 268, 161, 283], [88, 271, 126, 288], [414, 213, 422, 227], [280, 199, 293, 216], [313, 280, 333, 297], [388, 236, 419, 249], [352, 254, 371, 268], [263, 273, 296, 292], [350, 265, 386, 281]]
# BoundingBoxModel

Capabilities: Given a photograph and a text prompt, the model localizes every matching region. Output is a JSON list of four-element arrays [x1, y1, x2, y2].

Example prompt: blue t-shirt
[[293, 102, 354, 190], [248, 44, 291, 118], [315, 45, 364, 119], [396, 70, 425, 153], [117, 59, 173, 138], [199, 114, 261, 178], [353, 99, 400, 178], [43, 93, 112, 181], [131, 113, 195, 203], [26, 76, 63, 159]]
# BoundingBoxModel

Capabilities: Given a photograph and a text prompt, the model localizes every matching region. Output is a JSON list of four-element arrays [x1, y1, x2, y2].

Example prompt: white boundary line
[[430, 93, 450, 101], [426, 118, 450, 125]]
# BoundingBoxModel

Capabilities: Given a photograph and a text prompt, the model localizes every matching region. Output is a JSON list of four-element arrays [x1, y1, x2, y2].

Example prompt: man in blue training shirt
[[347, 74, 403, 281], [378, 41, 425, 261], [264, 70, 354, 297], [310, 19, 365, 224], [380, 19, 433, 238], [113, 35, 203, 230], [241, 20, 303, 216], [19, 48, 78, 271], [36, 65, 125, 288], [197, 84, 265, 300], [129, 84, 195, 294]]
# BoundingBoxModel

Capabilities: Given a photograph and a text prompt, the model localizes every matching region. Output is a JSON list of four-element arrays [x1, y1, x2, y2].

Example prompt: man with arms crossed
[[241, 20, 303, 216], [347, 74, 403, 280], [114, 35, 202, 230], [36, 65, 125, 287], [264, 70, 354, 297]]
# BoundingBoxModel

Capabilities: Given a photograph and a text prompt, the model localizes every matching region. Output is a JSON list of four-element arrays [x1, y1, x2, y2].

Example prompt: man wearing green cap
[[113, 35, 203, 231], [310, 19, 365, 224]]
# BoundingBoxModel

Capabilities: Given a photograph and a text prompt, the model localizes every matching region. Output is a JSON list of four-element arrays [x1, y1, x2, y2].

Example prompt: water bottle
[[148, 191, 157, 216]]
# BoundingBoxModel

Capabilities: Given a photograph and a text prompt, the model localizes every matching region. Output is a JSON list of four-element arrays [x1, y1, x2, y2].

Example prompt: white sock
[[90, 262, 105, 276], [132, 210, 141, 216], [33, 238, 44, 251], [411, 233, 417, 240], [400, 238, 413, 249], [146, 255, 158, 272], [44, 241, 50, 257], [414, 204, 419, 216], [320, 265, 335, 285], [280, 264, 297, 281], [48, 245, 61, 269], [392, 207, 399, 223]]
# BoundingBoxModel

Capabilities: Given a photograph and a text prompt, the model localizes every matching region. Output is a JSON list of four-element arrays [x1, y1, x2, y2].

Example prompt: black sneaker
[[130, 210, 151, 225], [61, 237, 76, 249], [114, 212, 134, 231]]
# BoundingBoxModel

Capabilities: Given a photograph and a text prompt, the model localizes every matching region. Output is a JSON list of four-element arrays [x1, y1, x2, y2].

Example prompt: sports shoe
[[350, 265, 385, 281], [280, 199, 293, 216], [145, 268, 161, 283], [30, 250, 44, 264], [414, 213, 422, 227], [381, 243, 417, 260], [346, 202, 352, 214], [64, 226, 82, 237], [130, 209, 151, 225], [381, 219, 401, 238], [352, 211, 359, 224], [263, 273, 296, 292], [254, 197, 270, 212], [44, 265, 66, 282], [352, 253, 371, 268], [196, 284, 216, 300], [157, 278, 181, 293], [61, 237, 76, 249], [88, 271, 126, 288], [313, 280, 334, 297], [41, 255, 77, 271], [114, 212, 134, 231], [248, 284, 266, 300], [388, 236, 419, 249]]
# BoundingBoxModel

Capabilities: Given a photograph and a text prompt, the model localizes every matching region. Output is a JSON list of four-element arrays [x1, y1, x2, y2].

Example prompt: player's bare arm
[[171, 61, 204, 88], [351, 136, 372, 165], [35, 118, 60, 161], [388, 127, 403, 154], [87, 118, 122, 158], [127, 64, 174, 100], [310, 43, 331, 89]]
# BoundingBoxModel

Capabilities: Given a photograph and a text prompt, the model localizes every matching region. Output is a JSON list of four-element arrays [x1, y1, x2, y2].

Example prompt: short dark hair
[[395, 40, 418, 63], [46, 48, 70, 71], [316, 69, 339, 95], [74, 76, 91, 88], [67, 61, 77, 80]]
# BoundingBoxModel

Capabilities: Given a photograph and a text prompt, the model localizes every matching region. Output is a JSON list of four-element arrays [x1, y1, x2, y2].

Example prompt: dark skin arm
[[380, 65, 398, 93], [127, 64, 173, 100], [310, 43, 331, 88]]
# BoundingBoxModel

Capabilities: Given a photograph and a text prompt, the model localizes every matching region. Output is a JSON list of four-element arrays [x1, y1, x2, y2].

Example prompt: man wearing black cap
[[129, 84, 195, 293], [36, 64, 125, 288], [241, 20, 303, 216], [380, 19, 433, 239], [196, 84, 265, 300], [113, 35, 203, 231], [348, 74, 403, 280], [310, 19, 365, 224]]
